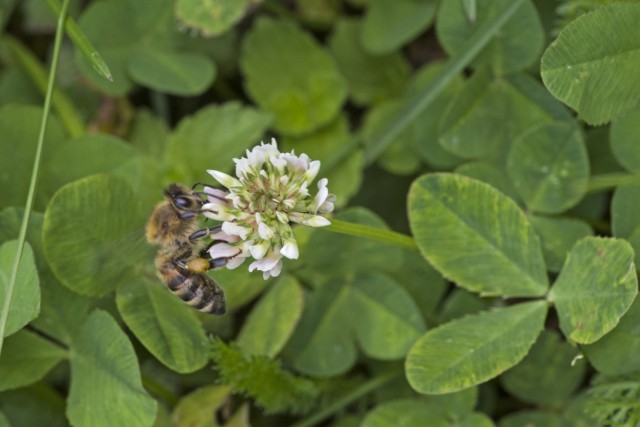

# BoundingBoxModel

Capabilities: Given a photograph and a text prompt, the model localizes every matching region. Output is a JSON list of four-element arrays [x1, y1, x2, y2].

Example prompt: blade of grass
[[363, 0, 526, 164], [0, 0, 71, 356], [43, 0, 113, 82], [2, 35, 84, 138]]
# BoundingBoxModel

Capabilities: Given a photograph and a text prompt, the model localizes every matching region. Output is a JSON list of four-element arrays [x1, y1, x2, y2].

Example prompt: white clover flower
[[202, 139, 335, 279]]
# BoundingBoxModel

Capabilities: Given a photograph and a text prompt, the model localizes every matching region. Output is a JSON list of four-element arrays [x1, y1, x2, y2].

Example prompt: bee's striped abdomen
[[159, 260, 225, 314]]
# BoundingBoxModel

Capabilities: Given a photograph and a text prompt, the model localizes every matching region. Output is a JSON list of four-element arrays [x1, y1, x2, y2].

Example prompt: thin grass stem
[[0, 0, 71, 356]]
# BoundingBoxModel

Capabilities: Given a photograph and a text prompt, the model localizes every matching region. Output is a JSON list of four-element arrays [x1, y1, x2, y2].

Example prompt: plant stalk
[[0, 0, 70, 356], [324, 219, 417, 250]]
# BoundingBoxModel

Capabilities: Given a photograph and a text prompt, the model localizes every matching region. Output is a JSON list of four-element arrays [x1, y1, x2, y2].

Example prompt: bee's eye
[[174, 196, 191, 209]]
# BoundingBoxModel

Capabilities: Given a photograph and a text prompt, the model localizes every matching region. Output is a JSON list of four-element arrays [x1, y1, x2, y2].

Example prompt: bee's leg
[[189, 225, 223, 242], [177, 252, 239, 274], [178, 211, 198, 220]]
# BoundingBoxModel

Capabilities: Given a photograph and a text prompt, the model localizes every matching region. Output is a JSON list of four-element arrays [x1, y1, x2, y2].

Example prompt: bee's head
[[145, 202, 180, 245], [163, 183, 202, 212]]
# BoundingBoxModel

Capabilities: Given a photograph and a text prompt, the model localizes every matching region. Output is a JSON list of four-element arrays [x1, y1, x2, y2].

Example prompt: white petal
[[270, 155, 287, 173], [222, 222, 252, 240], [201, 203, 236, 221], [298, 181, 309, 198], [282, 152, 307, 173], [281, 240, 299, 260], [258, 222, 275, 240], [207, 170, 242, 189], [317, 178, 328, 189], [303, 160, 321, 183], [225, 256, 246, 270], [248, 250, 281, 273], [208, 242, 241, 259], [203, 187, 228, 202], [304, 215, 331, 227], [318, 201, 334, 214], [249, 241, 270, 260], [310, 186, 328, 213], [269, 260, 283, 278], [234, 158, 253, 179], [209, 229, 240, 243]]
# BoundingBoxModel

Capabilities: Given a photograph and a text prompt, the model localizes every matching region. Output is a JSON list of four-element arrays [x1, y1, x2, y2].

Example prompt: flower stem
[[588, 173, 640, 192], [0, 0, 70, 356], [290, 369, 403, 427], [324, 219, 417, 250]]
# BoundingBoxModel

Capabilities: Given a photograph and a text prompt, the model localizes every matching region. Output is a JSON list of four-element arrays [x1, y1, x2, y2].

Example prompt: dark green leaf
[[530, 216, 593, 273], [212, 265, 270, 311], [165, 102, 272, 184], [42, 134, 136, 201], [549, 237, 637, 344], [0, 105, 66, 211], [0, 208, 91, 344], [611, 184, 640, 238], [129, 109, 169, 160], [241, 18, 347, 136], [281, 115, 363, 207], [394, 250, 448, 326], [128, 49, 216, 96], [237, 275, 304, 358], [0, 329, 66, 391], [77, 0, 213, 95], [408, 62, 465, 169], [350, 273, 425, 360], [610, 106, 640, 173], [439, 70, 574, 162], [541, 3, 640, 125], [408, 173, 548, 297], [67, 310, 157, 427], [406, 301, 547, 394], [0, 384, 68, 427], [286, 279, 353, 377], [438, 288, 490, 325], [329, 18, 410, 106], [455, 161, 520, 202], [582, 298, 640, 375], [0, 240, 39, 337], [362, 100, 422, 176], [361, 0, 437, 54], [437, 0, 544, 74], [500, 330, 586, 408], [507, 122, 589, 214], [43, 175, 144, 296], [116, 277, 209, 373]]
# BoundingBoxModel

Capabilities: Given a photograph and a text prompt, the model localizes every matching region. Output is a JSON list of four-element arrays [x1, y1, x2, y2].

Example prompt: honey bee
[[146, 183, 230, 314]]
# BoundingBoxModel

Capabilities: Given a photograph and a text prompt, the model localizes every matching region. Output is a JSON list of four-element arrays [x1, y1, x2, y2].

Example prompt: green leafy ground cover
[[1, 0, 639, 426]]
